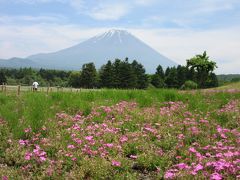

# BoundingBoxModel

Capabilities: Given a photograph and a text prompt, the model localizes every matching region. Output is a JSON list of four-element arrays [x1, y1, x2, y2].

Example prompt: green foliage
[[151, 65, 165, 88], [99, 60, 114, 88], [0, 53, 220, 90], [68, 71, 81, 88], [151, 74, 165, 88], [176, 65, 187, 88], [0, 71, 7, 84], [182, 80, 198, 90], [187, 51, 217, 88], [80, 63, 97, 88], [165, 67, 178, 88], [131, 60, 148, 89]]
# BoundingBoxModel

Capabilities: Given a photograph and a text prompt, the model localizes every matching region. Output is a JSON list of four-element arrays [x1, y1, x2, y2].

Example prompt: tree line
[[0, 51, 218, 89]]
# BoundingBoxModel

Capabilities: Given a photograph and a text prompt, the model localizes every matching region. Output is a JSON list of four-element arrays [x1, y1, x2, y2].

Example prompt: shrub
[[181, 80, 198, 90]]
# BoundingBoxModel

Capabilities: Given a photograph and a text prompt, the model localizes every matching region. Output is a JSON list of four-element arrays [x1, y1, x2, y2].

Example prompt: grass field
[[0, 85, 239, 179]]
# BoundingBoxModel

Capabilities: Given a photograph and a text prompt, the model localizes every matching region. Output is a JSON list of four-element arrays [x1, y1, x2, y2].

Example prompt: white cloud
[[0, 14, 66, 24], [130, 27, 240, 74], [69, 1, 131, 20], [13, 0, 66, 3], [134, 0, 157, 6], [87, 2, 130, 20]]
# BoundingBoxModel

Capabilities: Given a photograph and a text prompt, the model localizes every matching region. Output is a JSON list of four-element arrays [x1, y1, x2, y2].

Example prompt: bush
[[181, 80, 198, 90]]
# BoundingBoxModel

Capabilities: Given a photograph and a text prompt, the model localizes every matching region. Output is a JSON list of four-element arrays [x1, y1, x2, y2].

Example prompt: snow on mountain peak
[[93, 29, 130, 43]]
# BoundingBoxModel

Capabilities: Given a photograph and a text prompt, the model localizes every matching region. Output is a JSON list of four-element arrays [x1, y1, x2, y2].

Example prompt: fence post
[[47, 86, 49, 94], [1, 83, 3, 92], [4, 85, 6, 93], [17, 85, 21, 96]]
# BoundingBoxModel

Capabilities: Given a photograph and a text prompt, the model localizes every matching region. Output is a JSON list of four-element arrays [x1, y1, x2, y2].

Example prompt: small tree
[[187, 51, 217, 88]]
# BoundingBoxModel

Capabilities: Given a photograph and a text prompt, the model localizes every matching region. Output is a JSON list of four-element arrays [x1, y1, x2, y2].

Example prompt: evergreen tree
[[165, 67, 171, 78], [118, 58, 137, 89], [112, 59, 122, 88], [0, 71, 7, 84], [99, 60, 114, 88], [80, 63, 97, 88], [131, 60, 148, 89], [165, 67, 178, 88], [156, 65, 165, 79], [151, 74, 165, 88], [176, 65, 187, 88], [151, 65, 165, 88]]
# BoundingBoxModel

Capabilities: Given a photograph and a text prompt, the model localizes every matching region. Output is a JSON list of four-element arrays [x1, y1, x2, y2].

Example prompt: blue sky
[[0, 0, 240, 74]]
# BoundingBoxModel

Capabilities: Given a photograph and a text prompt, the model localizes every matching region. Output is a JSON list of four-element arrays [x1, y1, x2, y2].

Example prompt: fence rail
[[0, 84, 89, 95]]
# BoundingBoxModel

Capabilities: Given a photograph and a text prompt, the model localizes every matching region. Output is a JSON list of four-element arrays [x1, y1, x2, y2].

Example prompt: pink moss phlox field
[[1, 97, 239, 179]]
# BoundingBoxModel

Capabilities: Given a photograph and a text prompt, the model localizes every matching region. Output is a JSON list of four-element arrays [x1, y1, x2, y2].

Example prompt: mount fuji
[[1, 29, 177, 72]]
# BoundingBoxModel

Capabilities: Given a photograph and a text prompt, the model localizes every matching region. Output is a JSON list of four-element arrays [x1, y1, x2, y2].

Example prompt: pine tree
[[99, 60, 114, 88], [165, 67, 178, 88], [0, 71, 7, 84], [151, 74, 165, 88], [131, 60, 148, 89], [151, 65, 165, 88], [80, 63, 97, 88], [112, 59, 122, 88], [176, 65, 187, 88], [118, 58, 137, 89], [156, 65, 165, 79]]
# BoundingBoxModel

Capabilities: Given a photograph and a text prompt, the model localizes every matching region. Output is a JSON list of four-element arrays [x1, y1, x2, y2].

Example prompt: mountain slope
[[0, 57, 42, 69], [28, 29, 177, 72]]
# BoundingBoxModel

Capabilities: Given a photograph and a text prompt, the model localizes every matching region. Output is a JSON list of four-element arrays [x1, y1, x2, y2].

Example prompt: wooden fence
[[0, 84, 87, 95]]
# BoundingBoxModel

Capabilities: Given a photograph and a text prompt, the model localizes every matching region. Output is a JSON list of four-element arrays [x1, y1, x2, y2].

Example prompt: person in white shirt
[[32, 81, 39, 91]]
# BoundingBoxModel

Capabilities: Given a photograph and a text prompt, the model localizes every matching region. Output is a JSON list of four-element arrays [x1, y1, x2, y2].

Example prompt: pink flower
[[111, 160, 121, 167], [105, 143, 114, 148], [72, 157, 77, 161], [25, 152, 32, 160], [39, 156, 46, 162], [189, 147, 197, 153], [67, 144, 75, 149], [194, 164, 203, 172], [177, 134, 185, 139], [19, 139, 26, 146], [210, 172, 223, 180], [24, 127, 32, 133], [120, 136, 128, 143], [176, 163, 189, 170], [164, 171, 176, 179], [2, 176, 8, 180], [85, 136, 93, 141], [130, 155, 137, 159], [73, 138, 82, 144]]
